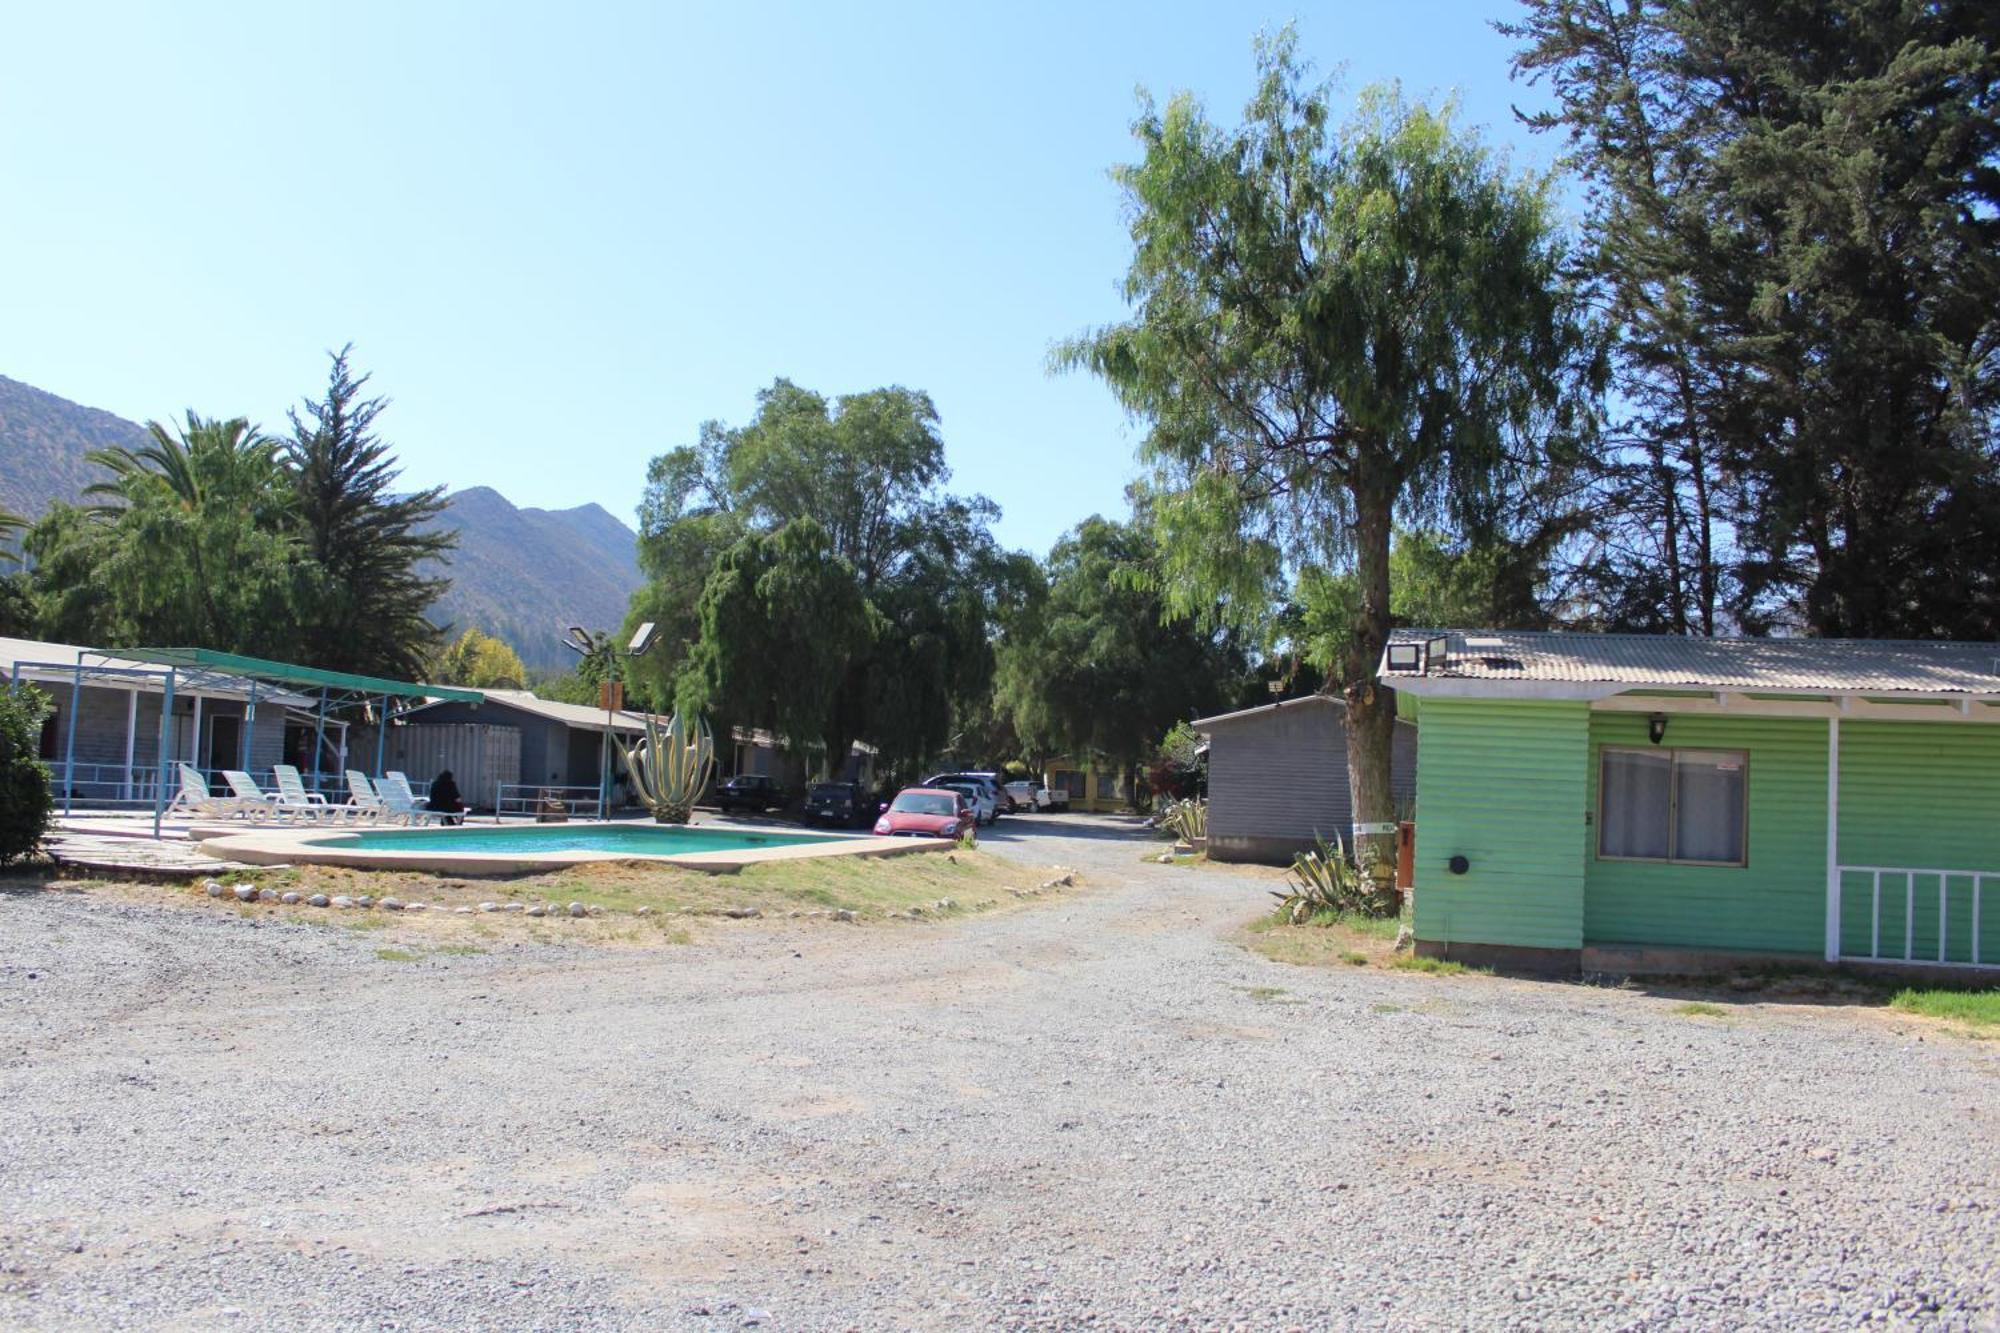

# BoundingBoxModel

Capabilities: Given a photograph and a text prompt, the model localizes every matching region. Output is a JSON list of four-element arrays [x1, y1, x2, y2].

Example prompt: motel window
[[1598, 748, 1747, 865], [1096, 770, 1119, 800]]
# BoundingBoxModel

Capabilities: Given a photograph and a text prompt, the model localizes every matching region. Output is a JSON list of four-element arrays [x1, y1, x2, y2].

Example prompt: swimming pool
[[195, 819, 947, 875], [320, 823, 849, 856]]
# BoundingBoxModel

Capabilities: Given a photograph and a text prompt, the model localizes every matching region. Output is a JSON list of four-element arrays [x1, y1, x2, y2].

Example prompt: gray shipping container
[[379, 723, 522, 810]]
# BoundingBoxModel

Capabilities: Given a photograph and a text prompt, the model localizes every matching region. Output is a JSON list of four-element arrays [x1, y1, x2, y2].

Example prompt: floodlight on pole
[[628, 622, 658, 656]]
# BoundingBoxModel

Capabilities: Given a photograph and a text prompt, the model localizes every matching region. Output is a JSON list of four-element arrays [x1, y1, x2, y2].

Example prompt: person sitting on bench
[[425, 769, 467, 826]]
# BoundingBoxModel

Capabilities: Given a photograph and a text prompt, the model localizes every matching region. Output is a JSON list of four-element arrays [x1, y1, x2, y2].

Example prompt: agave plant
[[1269, 831, 1394, 924], [1161, 796, 1207, 843], [614, 712, 717, 824]]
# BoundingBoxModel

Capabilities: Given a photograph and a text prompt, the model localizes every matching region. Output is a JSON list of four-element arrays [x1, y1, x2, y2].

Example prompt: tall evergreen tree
[[285, 345, 454, 678], [1508, 0, 2000, 636]]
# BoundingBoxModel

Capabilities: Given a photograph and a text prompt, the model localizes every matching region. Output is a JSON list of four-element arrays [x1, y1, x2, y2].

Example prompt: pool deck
[[193, 819, 955, 876]]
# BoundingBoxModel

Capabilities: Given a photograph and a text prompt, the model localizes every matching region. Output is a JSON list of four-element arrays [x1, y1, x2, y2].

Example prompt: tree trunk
[[1339, 481, 1398, 890]]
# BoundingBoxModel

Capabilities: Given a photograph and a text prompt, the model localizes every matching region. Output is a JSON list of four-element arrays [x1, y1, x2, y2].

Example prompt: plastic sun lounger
[[273, 764, 343, 824], [376, 772, 440, 827], [344, 770, 395, 824], [170, 763, 248, 819], [222, 770, 308, 824]]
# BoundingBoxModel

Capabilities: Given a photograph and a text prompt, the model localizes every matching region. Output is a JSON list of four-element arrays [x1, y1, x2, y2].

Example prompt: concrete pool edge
[[194, 823, 958, 876]]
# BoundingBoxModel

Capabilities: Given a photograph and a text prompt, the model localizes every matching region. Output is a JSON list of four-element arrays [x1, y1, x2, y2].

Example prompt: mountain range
[[0, 374, 643, 671]]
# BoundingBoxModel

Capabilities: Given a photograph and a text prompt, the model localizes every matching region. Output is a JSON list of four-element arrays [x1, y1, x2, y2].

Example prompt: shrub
[[1160, 796, 1207, 843], [0, 684, 53, 865], [1269, 832, 1397, 923]]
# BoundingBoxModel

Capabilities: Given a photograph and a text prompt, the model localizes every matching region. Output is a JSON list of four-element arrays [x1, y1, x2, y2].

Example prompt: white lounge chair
[[273, 764, 341, 823], [222, 770, 279, 822], [376, 772, 440, 826], [345, 770, 394, 823], [169, 763, 249, 819]]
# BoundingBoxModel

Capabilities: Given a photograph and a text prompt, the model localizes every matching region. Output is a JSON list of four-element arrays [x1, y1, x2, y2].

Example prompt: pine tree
[[285, 346, 455, 678]]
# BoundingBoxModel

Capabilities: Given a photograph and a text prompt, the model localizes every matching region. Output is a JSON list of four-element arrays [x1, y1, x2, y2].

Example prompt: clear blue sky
[[0, 1, 1559, 558]]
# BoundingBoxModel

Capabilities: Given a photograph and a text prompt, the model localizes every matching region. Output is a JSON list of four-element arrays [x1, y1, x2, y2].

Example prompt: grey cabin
[[1193, 694, 1418, 864]]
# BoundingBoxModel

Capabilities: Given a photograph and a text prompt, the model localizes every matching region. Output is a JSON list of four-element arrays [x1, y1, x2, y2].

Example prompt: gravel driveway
[[2, 814, 1995, 1330]]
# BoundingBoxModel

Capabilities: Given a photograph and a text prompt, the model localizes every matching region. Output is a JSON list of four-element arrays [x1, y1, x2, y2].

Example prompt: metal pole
[[312, 687, 328, 795], [375, 695, 388, 777], [62, 659, 82, 817], [153, 672, 175, 839], [123, 688, 138, 802], [241, 681, 257, 774], [190, 694, 203, 771]]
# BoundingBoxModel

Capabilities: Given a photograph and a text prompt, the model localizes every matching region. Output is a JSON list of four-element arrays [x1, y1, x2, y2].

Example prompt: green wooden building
[[1380, 633, 2000, 978]]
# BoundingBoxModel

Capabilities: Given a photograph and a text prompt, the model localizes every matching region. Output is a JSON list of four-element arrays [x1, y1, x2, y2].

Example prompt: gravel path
[[2, 815, 1995, 1330]]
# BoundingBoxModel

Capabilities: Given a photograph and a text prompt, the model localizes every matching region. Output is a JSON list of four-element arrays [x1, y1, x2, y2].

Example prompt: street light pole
[[560, 622, 658, 821]]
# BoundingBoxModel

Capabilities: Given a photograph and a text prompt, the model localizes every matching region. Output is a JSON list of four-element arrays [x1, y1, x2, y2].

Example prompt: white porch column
[[123, 687, 139, 801], [190, 695, 204, 767], [1824, 716, 1841, 961]]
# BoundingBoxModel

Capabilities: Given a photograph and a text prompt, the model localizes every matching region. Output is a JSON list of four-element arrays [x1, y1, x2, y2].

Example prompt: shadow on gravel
[[974, 816, 1157, 845], [0, 865, 67, 896], [1584, 968, 1918, 1012]]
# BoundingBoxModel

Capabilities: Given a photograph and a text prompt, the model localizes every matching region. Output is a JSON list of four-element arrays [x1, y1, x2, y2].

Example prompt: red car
[[873, 787, 977, 842]]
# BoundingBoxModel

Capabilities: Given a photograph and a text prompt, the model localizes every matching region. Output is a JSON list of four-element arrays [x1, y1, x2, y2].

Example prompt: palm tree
[[84, 412, 299, 651]]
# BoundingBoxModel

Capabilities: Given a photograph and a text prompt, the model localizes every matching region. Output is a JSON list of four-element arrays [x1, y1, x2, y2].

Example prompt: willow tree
[[1059, 34, 1599, 874]]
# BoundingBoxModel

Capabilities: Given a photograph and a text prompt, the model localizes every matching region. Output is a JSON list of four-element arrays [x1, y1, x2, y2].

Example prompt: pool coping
[[193, 819, 957, 876]]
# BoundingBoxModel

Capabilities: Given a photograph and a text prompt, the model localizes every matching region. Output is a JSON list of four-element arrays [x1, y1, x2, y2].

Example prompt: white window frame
[[1597, 746, 1750, 867]]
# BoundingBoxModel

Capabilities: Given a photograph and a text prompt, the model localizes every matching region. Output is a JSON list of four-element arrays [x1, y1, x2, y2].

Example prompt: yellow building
[[1042, 757, 1137, 813]]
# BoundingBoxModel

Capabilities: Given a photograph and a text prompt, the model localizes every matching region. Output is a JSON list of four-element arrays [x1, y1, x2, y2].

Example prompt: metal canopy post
[[62, 659, 83, 817], [241, 681, 257, 774], [375, 695, 389, 778], [153, 671, 176, 838], [312, 687, 329, 795], [190, 694, 203, 770]]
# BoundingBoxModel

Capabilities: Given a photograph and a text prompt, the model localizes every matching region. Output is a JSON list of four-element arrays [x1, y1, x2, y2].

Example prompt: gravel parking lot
[[2, 813, 1995, 1330]]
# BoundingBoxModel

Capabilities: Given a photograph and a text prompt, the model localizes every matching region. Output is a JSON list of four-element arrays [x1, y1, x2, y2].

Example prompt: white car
[[1003, 780, 1043, 812], [937, 781, 997, 826]]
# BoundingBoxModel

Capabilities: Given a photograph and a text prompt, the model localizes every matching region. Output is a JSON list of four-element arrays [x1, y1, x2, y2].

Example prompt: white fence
[[1836, 864, 1993, 970], [495, 784, 605, 820]]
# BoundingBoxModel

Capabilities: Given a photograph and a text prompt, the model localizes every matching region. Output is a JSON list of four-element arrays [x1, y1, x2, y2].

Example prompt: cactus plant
[[613, 712, 717, 824]]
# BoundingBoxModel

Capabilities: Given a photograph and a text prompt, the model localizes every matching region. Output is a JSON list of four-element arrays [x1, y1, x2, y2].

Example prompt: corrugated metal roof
[[1192, 693, 1343, 730], [1380, 631, 2000, 695], [0, 634, 314, 705]]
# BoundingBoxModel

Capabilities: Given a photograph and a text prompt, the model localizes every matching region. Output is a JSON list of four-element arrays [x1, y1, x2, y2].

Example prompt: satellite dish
[[628, 622, 658, 656]]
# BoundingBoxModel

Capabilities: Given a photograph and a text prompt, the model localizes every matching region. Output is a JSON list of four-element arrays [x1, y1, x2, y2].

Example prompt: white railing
[[1836, 864, 1993, 970], [495, 784, 605, 820]]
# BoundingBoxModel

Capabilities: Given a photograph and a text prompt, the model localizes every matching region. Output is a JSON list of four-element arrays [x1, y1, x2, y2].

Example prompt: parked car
[[715, 773, 785, 814], [1041, 783, 1071, 812], [935, 780, 997, 826], [1003, 780, 1044, 812], [802, 780, 866, 828], [873, 787, 977, 842], [924, 772, 1006, 818]]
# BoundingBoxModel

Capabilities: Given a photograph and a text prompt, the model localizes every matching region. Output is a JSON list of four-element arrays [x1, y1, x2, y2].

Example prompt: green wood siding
[[1412, 699, 1588, 949], [1835, 721, 2000, 966], [1583, 713, 1827, 954]]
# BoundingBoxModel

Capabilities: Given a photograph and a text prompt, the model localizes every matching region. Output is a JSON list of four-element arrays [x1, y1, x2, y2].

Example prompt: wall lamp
[[1648, 713, 1669, 745]]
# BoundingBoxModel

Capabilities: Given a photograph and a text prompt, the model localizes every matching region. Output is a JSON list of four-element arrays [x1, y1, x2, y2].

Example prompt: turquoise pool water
[[312, 823, 855, 856]]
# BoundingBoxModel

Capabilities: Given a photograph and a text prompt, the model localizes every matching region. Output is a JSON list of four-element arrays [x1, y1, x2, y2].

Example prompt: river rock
[[724, 906, 761, 919], [380, 897, 404, 911], [567, 902, 586, 918], [405, 901, 427, 912], [356, 895, 374, 909], [526, 904, 547, 918], [331, 896, 355, 909], [205, 881, 225, 898], [501, 903, 525, 913], [478, 902, 498, 913], [308, 894, 330, 908], [232, 884, 258, 903], [280, 892, 300, 905], [832, 909, 858, 923]]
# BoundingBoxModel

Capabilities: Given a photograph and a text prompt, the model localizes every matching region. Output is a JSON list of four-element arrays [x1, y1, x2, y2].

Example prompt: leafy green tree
[[677, 518, 876, 768], [637, 378, 1020, 775], [995, 516, 1246, 774], [78, 412, 312, 656], [0, 683, 53, 866], [0, 573, 34, 638], [1058, 36, 1599, 870], [1508, 0, 2000, 636], [433, 628, 528, 689], [286, 346, 454, 678]]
